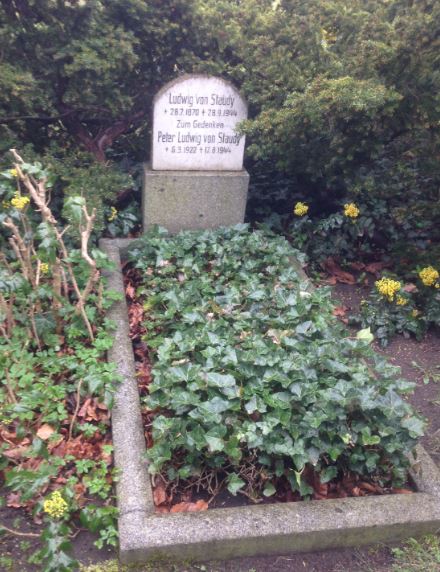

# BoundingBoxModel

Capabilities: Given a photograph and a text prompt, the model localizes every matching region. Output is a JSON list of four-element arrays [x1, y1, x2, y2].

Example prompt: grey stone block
[[142, 165, 249, 233]]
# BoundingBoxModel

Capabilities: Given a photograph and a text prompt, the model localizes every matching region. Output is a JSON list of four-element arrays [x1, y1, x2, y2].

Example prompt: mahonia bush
[[356, 268, 440, 346]]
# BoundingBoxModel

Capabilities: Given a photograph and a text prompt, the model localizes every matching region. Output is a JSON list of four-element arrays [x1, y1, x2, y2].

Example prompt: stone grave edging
[[100, 237, 440, 566]]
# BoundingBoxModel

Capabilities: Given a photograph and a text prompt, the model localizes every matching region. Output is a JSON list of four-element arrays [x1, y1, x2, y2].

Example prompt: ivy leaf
[[356, 327, 374, 343], [320, 466, 338, 483], [226, 473, 245, 495], [401, 416, 425, 437], [205, 372, 236, 388], [295, 321, 314, 335], [132, 227, 423, 494], [263, 482, 276, 497], [205, 435, 224, 452]]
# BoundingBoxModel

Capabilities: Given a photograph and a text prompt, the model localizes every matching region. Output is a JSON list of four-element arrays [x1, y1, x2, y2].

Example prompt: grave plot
[[101, 227, 440, 565]]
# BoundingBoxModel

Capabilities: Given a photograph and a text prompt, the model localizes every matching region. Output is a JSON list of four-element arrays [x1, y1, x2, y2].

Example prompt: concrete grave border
[[100, 237, 440, 566]]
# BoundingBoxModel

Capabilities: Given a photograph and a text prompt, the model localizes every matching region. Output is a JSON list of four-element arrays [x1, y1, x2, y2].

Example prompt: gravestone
[[143, 75, 249, 233]]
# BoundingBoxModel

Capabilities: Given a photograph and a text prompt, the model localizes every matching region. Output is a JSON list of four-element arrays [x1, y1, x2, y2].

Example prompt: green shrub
[[0, 154, 120, 571], [355, 268, 440, 346]]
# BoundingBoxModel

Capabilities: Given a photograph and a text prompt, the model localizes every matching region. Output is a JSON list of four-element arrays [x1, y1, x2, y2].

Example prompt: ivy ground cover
[[125, 225, 424, 508]]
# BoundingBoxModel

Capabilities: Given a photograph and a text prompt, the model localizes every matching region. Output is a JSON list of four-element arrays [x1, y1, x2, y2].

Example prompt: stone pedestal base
[[142, 165, 249, 234]]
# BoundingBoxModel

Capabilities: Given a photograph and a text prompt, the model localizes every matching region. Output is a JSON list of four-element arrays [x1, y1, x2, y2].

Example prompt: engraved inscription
[[152, 76, 247, 171]]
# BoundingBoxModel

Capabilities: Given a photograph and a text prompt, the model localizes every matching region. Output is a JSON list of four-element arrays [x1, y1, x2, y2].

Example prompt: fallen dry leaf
[[0, 429, 20, 445], [51, 440, 67, 457], [349, 262, 365, 271], [332, 306, 349, 324], [403, 283, 418, 293], [78, 398, 92, 419], [3, 445, 29, 459], [74, 482, 87, 505], [65, 435, 101, 460], [47, 434, 65, 452], [6, 492, 22, 508], [125, 283, 135, 299], [359, 481, 378, 493], [153, 481, 168, 507], [170, 500, 209, 513], [85, 402, 99, 422], [365, 261, 388, 275], [36, 423, 55, 440], [322, 258, 356, 285]]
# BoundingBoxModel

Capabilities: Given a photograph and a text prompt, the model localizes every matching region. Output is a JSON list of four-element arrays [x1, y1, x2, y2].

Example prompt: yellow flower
[[375, 277, 401, 302], [396, 295, 408, 306], [11, 192, 30, 210], [344, 203, 360, 218], [2, 200, 11, 209], [40, 262, 49, 274], [412, 309, 420, 317], [43, 490, 68, 519], [9, 168, 18, 178], [108, 206, 118, 222], [294, 202, 309, 216], [321, 29, 337, 44], [418, 266, 439, 287]]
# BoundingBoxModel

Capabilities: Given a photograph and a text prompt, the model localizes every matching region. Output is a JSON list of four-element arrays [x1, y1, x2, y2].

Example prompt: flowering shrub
[[356, 267, 440, 345], [357, 289, 421, 347], [10, 191, 30, 210], [128, 226, 423, 499], [287, 198, 380, 262], [0, 153, 119, 571], [104, 202, 140, 238]]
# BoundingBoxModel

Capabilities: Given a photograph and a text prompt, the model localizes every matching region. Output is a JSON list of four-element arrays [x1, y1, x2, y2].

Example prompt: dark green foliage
[[52, 153, 133, 234], [128, 226, 424, 497], [37, 521, 76, 572], [0, 0, 200, 161], [1, 1, 439, 258]]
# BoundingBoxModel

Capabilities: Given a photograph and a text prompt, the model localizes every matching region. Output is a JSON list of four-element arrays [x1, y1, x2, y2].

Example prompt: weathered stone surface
[[142, 166, 249, 233], [152, 75, 247, 171], [100, 239, 154, 519], [103, 238, 440, 566], [119, 491, 440, 564]]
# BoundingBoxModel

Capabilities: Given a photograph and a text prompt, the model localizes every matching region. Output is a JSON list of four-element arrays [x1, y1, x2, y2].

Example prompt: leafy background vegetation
[[0, 0, 439, 570], [1, 0, 438, 341], [0, 158, 119, 569]]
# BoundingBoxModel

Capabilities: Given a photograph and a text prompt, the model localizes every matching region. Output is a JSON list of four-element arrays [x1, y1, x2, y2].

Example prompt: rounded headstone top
[[151, 75, 247, 171]]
